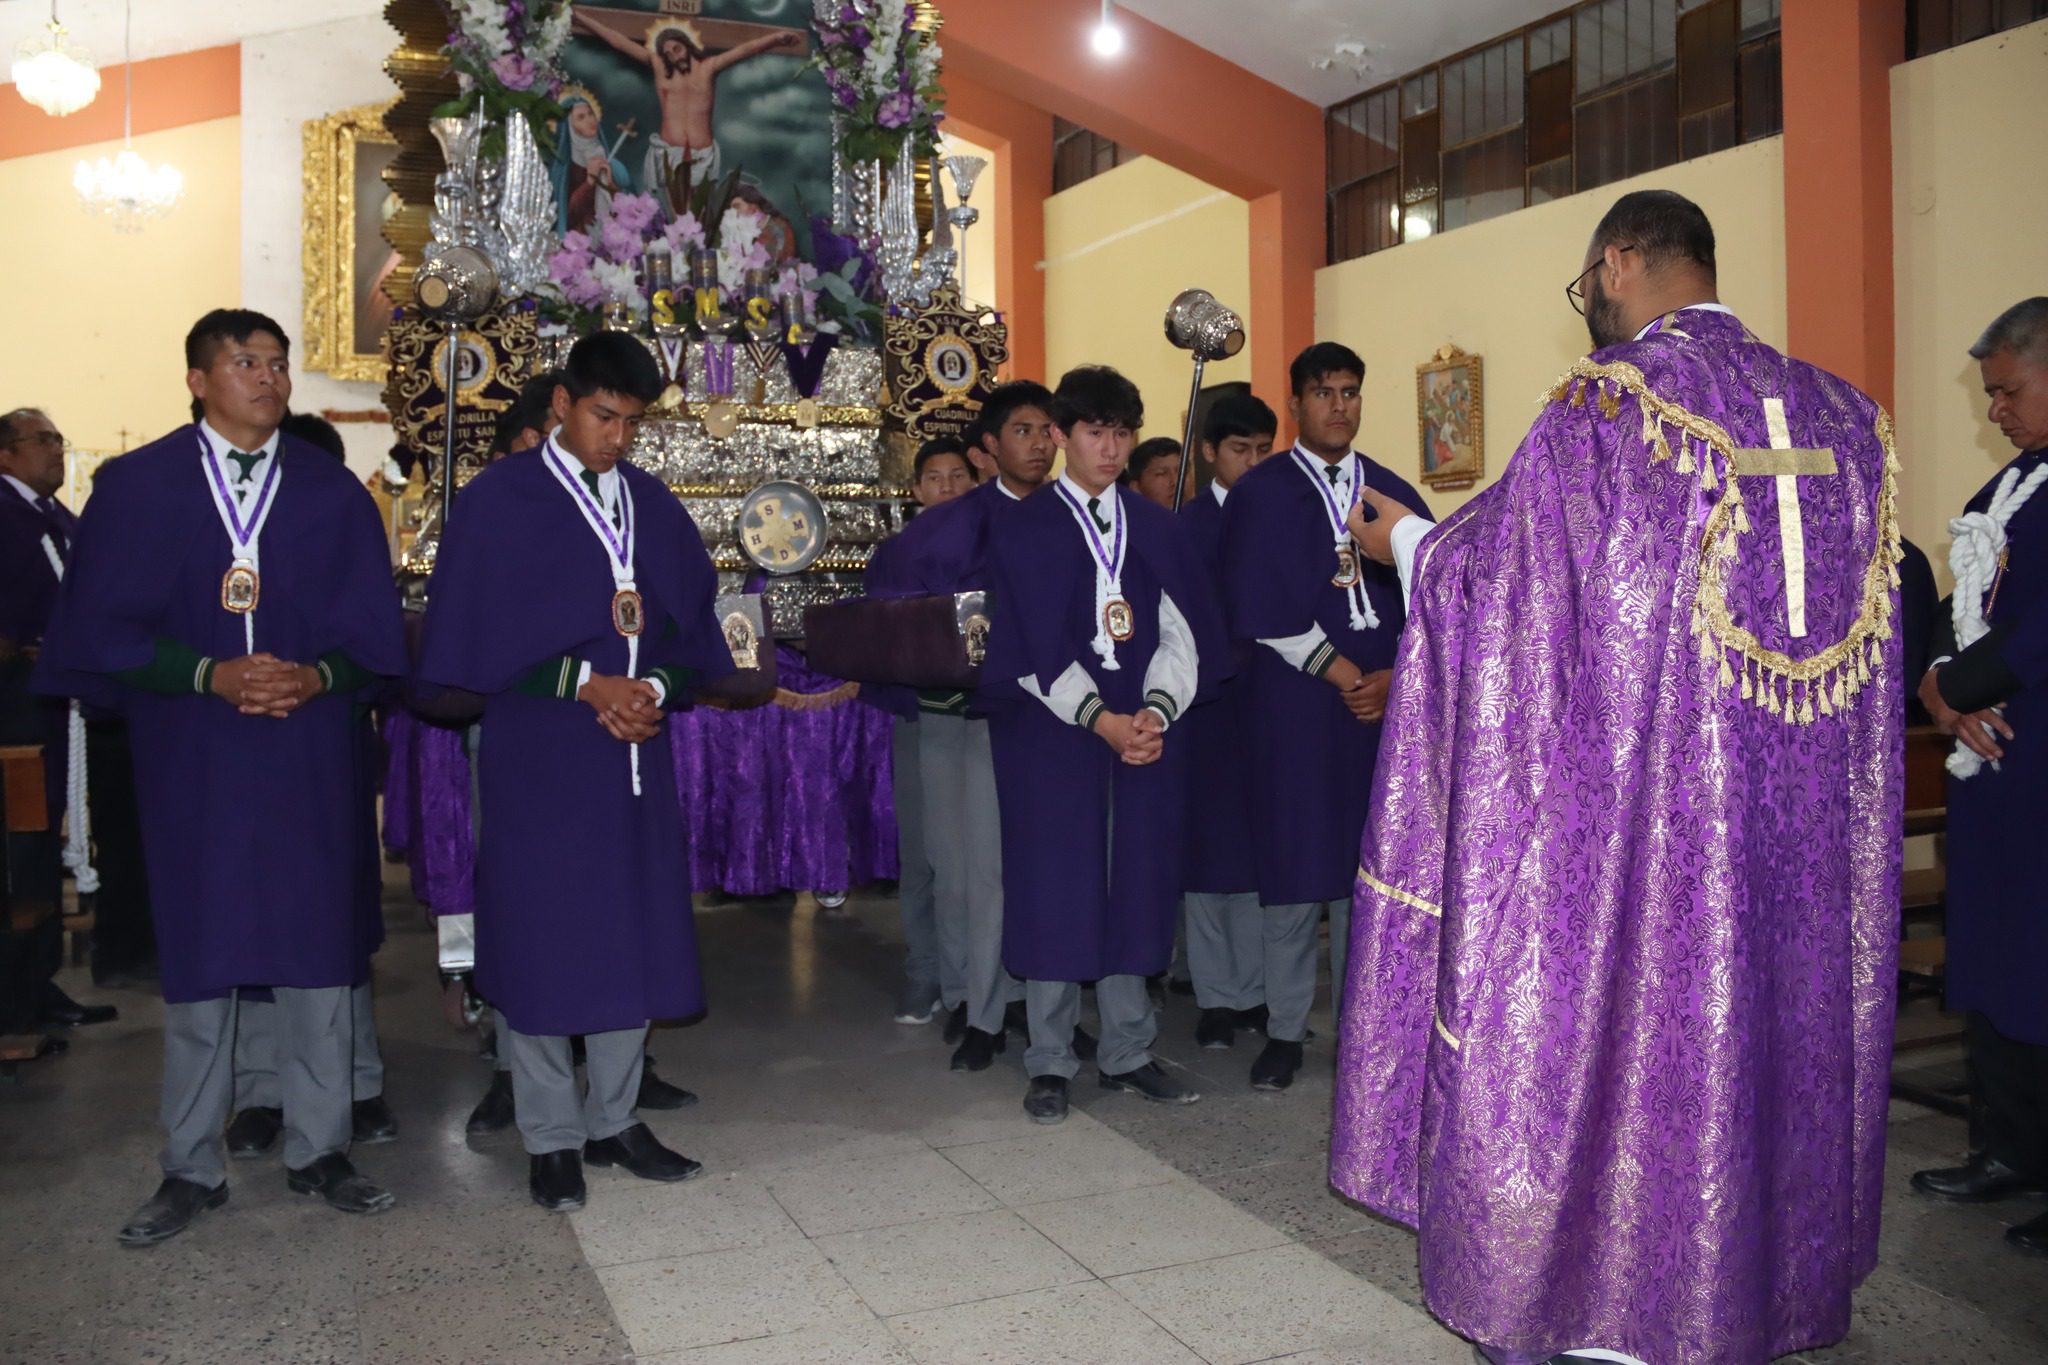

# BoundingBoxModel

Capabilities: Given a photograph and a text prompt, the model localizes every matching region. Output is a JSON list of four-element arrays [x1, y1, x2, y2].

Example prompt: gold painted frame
[[303, 98, 400, 383], [1417, 345, 1483, 493]]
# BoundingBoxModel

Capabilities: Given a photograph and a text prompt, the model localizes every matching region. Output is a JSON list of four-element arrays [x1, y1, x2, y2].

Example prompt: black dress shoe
[[951, 1026, 1006, 1071], [1070, 1025, 1098, 1064], [1195, 1007, 1237, 1050], [584, 1122, 703, 1183], [1910, 1153, 2044, 1203], [942, 1003, 967, 1045], [225, 1106, 283, 1158], [1099, 1061, 1200, 1104], [1234, 1004, 1270, 1033], [467, 1071, 516, 1135], [637, 1065, 698, 1111], [118, 1177, 228, 1247], [1023, 1075, 1070, 1124], [1250, 1038, 1304, 1091], [2008, 1208, 2048, 1257], [529, 1149, 586, 1211], [38, 985, 118, 1027], [352, 1095, 399, 1144], [286, 1153, 396, 1214]]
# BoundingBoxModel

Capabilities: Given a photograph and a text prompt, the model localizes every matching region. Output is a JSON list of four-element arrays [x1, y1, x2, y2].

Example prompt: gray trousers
[[233, 980, 384, 1109], [918, 713, 1018, 1031], [892, 717, 941, 998], [162, 986, 353, 1187], [1183, 892, 1265, 1011], [507, 1024, 645, 1155], [1023, 975, 1155, 1079], [1262, 898, 1351, 1042]]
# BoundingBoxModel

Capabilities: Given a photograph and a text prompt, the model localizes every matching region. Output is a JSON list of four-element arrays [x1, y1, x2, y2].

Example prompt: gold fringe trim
[[1542, 360, 1904, 727]]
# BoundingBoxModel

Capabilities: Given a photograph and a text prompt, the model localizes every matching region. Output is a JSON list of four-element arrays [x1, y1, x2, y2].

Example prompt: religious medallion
[[702, 402, 741, 441], [1332, 546, 1362, 589], [221, 563, 261, 614], [1103, 597, 1135, 643], [721, 610, 760, 671], [793, 397, 821, 430], [612, 588, 645, 637]]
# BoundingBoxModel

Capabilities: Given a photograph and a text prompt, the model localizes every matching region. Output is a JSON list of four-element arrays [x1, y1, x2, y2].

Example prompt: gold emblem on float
[[736, 479, 829, 575]]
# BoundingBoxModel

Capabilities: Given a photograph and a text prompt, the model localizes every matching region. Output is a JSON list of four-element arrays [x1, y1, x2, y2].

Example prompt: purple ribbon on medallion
[[197, 429, 284, 547], [704, 340, 736, 398], [1051, 480, 1125, 582], [778, 333, 838, 398], [542, 439, 634, 571]]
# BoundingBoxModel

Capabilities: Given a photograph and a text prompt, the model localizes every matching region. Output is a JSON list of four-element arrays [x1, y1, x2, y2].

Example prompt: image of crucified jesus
[[571, 11, 805, 212]]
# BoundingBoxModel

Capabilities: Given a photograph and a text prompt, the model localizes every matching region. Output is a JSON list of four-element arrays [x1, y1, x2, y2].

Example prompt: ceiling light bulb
[[1091, 0, 1124, 57], [12, 17, 101, 117]]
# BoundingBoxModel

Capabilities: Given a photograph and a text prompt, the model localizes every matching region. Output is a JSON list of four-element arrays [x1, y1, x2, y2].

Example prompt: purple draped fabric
[[399, 715, 476, 920], [1330, 311, 1902, 1365], [379, 706, 415, 856], [669, 645, 898, 896]]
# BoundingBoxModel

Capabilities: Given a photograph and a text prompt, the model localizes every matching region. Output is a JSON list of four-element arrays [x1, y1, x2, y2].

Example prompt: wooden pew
[[1893, 725, 1965, 1115]]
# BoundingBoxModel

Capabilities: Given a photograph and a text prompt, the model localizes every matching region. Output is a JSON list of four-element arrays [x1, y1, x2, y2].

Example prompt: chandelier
[[11, 6, 100, 117], [74, 0, 182, 231]]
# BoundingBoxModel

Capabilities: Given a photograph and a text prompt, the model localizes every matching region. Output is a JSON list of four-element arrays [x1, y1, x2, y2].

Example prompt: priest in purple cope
[[1909, 296, 2048, 1259], [1331, 191, 1902, 1365], [417, 332, 732, 1214], [1218, 342, 1430, 1093], [1175, 393, 1279, 1053], [979, 365, 1228, 1125], [34, 310, 408, 1245]]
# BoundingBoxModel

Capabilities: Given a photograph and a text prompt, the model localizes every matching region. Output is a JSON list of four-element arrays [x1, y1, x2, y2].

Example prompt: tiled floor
[[0, 874, 2041, 1365]]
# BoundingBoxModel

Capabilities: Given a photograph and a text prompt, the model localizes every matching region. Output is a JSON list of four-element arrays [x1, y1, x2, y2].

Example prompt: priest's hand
[[1347, 485, 1416, 566], [1921, 667, 2013, 761], [580, 673, 663, 742]]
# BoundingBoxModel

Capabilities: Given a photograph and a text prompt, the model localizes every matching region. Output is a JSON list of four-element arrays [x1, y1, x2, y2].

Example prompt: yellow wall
[[1315, 137, 1787, 521], [1892, 18, 2048, 584], [1043, 156, 1252, 445], [0, 118, 242, 484]]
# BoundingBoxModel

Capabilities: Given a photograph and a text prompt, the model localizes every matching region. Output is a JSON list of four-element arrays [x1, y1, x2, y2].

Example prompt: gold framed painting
[[1417, 345, 1483, 492], [303, 98, 402, 383]]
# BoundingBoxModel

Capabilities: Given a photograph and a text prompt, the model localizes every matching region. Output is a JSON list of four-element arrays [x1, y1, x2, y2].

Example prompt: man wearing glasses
[[1331, 190, 1902, 1365], [0, 408, 119, 1047]]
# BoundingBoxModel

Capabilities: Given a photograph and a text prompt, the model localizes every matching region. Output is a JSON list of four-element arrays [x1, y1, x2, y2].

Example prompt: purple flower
[[600, 218, 645, 263], [610, 192, 661, 235], [817, 26, 846, 48], [848, 24, 871, 49], [876, 89, 915, 129], [840, 4, 860, 22], [491, 53, 537, 91]]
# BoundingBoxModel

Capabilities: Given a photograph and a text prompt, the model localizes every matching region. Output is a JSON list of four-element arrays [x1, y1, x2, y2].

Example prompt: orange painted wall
[[947, 73, 1052, 383], [1, 45, 240, 160]]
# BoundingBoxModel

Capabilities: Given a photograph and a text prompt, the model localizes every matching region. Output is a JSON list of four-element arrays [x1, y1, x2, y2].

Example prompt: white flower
[[591, 258, 645, 311]]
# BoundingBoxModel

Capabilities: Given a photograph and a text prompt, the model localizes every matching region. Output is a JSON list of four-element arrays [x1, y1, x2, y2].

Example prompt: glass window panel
[[1527, 61, 1573, 165], [1401, 110, 1441, 199], [1574, 72, 1678, 192], [1443, 127, 1527, 231], [1329, 170, 1400, 263], [1531, 18, 1570, 72], [1739, 0, 1781, 35], [1739, 33, 1783, 141], [1328, 89, 1400, 185], [1528, 157, 1574, 206], [1403, 70, 1438, 116], [1679, 106, 1736, 159]]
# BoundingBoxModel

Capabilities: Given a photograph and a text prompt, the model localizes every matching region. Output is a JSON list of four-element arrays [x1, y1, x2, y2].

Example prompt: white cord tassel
[[1349, 575, 1380, 632], [1946, 462, 2048, 778], [61, 701, 97, 893]]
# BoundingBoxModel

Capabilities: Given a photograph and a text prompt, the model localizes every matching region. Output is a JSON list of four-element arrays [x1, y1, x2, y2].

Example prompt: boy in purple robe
[[883, 383, 1056, 1071], [417, 333, 732, 1213], [1218, 343, 1430, 1092], [1910, 296, 2048, 1258], [980, 365, 1227, 1125], [1176, 394, 1277, 1050], [1333, 191, 1901, 1365], [34, 309, 408, 1244]]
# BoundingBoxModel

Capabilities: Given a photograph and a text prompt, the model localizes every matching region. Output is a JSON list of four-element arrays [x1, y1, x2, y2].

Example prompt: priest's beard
[[1585, 275, 1628, 351]]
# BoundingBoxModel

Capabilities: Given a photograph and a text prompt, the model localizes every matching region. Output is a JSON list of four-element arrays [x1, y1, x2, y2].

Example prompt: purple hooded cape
[[32, 427, 405, 1003], [978, 485, 1228, 981], [415, 448, 732, 1037], [1941, 446, 2048, 1045], [1330, 310, 1902, 1365], [1220, 448, 1430, 904], [1176, 489, 1256, 893]]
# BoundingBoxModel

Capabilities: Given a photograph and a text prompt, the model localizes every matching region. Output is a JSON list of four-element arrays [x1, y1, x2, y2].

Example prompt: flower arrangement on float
[[810, 0, 945, 165], [439, 0, 574, 152]]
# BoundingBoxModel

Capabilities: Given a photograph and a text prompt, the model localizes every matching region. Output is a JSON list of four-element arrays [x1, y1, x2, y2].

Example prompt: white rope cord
[[40, 533, 97, 891], [1945, 462, 2048, 778]]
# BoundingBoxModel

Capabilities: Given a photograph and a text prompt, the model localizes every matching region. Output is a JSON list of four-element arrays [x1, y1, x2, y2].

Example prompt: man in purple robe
[[417, 333, 732, 1213], [882, 383, 1056, 1071], [1177, 394, 1277, 1050], [980, 366, 1228, 1124], [1910, 295, 2048, 1258], [1219, 344, 1430, 1092], [35, 310, 408, 1244], [1331, 190, 1902, 1365]]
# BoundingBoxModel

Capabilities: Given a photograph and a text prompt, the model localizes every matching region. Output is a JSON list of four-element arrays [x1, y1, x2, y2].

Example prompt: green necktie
[[1087, 495, 1110, 533], [581, 468, 620, 527], [1325, 463, 1344, 486], [229, 450, 264, 487]]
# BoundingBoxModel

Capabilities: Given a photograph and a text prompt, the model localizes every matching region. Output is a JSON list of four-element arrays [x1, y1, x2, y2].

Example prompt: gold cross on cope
[[1729, 397, 1836, 639]]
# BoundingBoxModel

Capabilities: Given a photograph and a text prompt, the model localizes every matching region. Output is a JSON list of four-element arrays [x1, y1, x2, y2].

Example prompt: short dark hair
[[1049, 365, 1143, 433], [560, 333, 663, 406], [1203, 393, 1278, 447], [495, 369, 563, 454], [186, 308, 290, 371], [0, 408, 49, 448], [977, 380, 1055, 447], [957, 417, 985, 456], [1289, 343, 1365, 398], [1969, 297, 2048, 366], [913, 435, 975, 481], [1591, 189, 1716, 278], [1129, 437, 1181, 476], [280, 412, 348, 462]]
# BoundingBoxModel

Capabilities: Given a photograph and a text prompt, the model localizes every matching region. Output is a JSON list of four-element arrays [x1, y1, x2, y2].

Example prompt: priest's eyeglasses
[[1566, 245, 1634, 316]]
